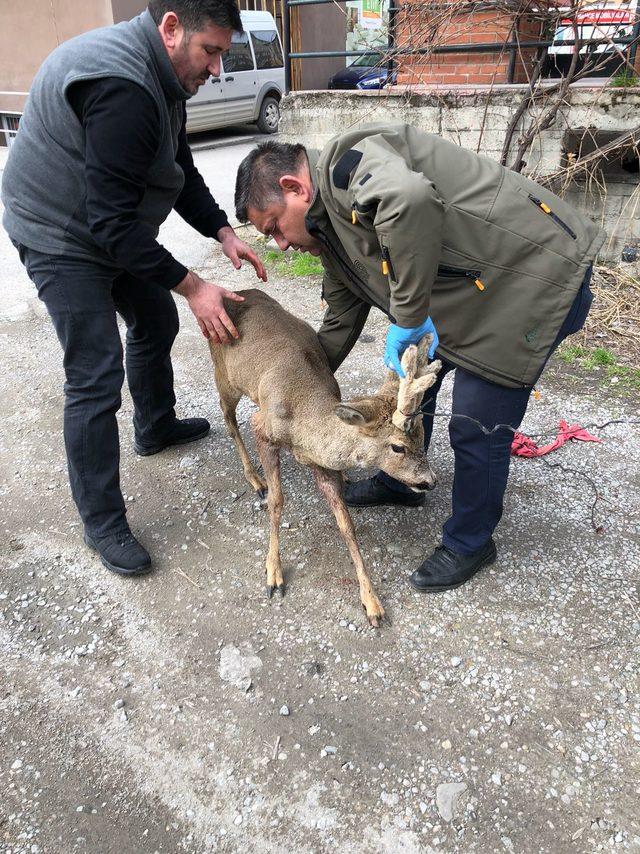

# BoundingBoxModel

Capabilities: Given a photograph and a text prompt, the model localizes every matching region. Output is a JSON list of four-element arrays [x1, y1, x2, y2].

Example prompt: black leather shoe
[[409, 539, 497, 592], [84, 527, 152, 576], [134, 417, 210, 456], [344, 475, 426, 508]]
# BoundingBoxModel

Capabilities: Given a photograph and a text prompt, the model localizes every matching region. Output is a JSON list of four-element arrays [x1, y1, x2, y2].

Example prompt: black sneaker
[[409, 539, 497, 592], [134, 417, 210, 457], [344, 475, 426, 508], [84, 527, 152, 576]]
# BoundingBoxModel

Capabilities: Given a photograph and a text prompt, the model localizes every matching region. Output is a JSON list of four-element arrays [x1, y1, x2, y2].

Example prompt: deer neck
[[292, 398, 383, 472]]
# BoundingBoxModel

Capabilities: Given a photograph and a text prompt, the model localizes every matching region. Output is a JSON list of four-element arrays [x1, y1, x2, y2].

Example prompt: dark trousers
[[16, 245, 179, 536], [379, 266, 594, 554]]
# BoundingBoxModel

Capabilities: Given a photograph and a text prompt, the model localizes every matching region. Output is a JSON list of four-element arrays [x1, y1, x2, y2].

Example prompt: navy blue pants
[[16, 245, 179, 536], [379, 266, 594, 554]]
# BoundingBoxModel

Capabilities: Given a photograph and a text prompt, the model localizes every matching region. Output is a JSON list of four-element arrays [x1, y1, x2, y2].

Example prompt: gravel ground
[[1, 225, 639, 853]]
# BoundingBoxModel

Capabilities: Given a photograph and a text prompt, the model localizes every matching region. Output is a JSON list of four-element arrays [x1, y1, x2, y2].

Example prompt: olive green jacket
[[308, 123, 605, 388]]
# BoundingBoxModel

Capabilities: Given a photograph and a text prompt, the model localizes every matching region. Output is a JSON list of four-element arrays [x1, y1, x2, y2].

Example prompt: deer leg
[[252, 417, 285, 598], [219, 393, 267, 496], [311, 466, 385, 628]]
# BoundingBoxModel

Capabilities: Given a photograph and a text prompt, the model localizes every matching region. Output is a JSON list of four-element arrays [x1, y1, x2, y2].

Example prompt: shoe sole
[[410, 549, 497, 593], [345, 495, 426, 509], [84, 535, 153, 577], [134, 426, 211, 457]]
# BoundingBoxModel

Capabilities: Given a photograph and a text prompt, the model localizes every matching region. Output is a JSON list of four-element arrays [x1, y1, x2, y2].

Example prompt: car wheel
[[257, 96, 280, 134]]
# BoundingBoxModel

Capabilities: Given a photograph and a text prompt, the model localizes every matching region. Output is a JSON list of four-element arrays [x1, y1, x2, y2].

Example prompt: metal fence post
[[283, 0, 291, 93]]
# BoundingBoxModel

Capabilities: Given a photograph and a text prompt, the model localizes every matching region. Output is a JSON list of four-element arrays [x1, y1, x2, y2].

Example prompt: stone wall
[[279, 85, 640, 261]]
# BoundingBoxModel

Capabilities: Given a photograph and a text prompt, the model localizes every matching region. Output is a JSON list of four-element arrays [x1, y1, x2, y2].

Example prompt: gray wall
[[279, 87, 640, 260]]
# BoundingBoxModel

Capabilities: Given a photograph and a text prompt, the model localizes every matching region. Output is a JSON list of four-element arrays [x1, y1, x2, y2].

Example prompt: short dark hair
[[235, 141, 308, 222], [147, 0, 242, 33]]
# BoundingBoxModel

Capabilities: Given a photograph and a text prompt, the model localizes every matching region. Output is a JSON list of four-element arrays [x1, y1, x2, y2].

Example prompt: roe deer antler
[[392, 335, 442, 433]]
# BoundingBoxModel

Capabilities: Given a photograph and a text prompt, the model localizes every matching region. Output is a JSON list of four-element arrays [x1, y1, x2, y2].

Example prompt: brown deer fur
[[209, 289, 441, 626]]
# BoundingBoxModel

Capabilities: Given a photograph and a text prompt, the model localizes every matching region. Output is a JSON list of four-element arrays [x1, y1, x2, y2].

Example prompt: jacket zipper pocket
[[381, 245, 396, 281], [351, 200, 377, 224], [528, 194, 577, 240], [437, 264, 486, 291]]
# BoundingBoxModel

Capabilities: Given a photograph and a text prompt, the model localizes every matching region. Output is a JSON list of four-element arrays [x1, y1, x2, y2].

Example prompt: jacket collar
[[305, 148, 330, 232], [138, 9, 192, 103]]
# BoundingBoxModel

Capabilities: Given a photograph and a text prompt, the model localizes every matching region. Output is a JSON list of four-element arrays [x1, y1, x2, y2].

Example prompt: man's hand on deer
[[218, 225, 267, 283], [384, 317, 439, 377], [174, 270, 245, 344]]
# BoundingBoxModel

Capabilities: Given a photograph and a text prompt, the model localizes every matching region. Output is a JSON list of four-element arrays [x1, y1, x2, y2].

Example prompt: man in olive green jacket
[[235, 124, 604, 591]]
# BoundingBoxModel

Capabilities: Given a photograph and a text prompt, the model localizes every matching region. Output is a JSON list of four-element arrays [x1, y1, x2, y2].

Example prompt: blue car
[[328, 52, 396, 90]]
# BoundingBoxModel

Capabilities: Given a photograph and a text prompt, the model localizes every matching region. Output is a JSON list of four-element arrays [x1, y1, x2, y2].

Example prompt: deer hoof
[[266, 585, 275, 599], [368, 615, 382, 629], [257, 487, 268, 500], [277, 584, 285, 598]]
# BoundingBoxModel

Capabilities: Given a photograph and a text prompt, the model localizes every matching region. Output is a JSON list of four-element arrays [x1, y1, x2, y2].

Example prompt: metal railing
[[0, 93, 28, 138], [281, 0, 640, 92]]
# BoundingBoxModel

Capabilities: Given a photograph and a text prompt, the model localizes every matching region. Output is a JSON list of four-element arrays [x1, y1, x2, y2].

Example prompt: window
[[222, 32, 254, 73], [352, 53, 383, 68], [250, 30, 284, 70]]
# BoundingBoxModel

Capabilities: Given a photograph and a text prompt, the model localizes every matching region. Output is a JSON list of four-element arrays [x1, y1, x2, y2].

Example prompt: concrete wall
[[279, 85, 640, 260], [1, 0, 116, 115]]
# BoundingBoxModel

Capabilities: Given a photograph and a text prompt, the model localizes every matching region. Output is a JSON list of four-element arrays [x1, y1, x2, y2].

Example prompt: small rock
[[219, 644, 263, 692], [179, 455, 198, 468], [441, 739, 452, 750], [450, 656, 462, 667], [113, 699, 125, 710], [491, 773, 502, 786], [324, 745, 337, 755], [279, 705, 290, 716], [11, 759, 23, 771], [436, 782, 468, 823]]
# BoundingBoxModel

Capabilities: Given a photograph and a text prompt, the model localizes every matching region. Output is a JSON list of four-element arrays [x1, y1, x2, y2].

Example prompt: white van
[[186, 11, 285, 135]]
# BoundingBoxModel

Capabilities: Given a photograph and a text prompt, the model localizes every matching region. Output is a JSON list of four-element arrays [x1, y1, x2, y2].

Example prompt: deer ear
[[335, 398, 383, 426], [335, 404, 366, 425]]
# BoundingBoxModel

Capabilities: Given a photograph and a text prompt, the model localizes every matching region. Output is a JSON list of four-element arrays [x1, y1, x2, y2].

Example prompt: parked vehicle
[[327, 53, 396, 90], [186, 11, 284, 135]]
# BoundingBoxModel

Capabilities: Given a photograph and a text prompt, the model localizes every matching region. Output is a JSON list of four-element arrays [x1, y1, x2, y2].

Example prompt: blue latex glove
[[384, 317, 439, 378]]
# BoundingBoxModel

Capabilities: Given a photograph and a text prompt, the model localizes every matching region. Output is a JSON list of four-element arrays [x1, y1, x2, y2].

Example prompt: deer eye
[[390, 443, 406, 454]]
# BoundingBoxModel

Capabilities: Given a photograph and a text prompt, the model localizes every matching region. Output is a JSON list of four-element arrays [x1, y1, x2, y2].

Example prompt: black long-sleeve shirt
[[68, 77, 230, 289]]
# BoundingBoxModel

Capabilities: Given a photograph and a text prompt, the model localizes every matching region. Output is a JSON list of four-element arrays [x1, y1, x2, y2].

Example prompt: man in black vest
[[2, 1, 265, 575]]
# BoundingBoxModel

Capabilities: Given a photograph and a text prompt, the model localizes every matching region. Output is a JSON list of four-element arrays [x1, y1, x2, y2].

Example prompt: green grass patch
[[262, 249, 323, 277], [610, 69, 639, 88], [557, 342, 640, 391], [584, 347, 616, 368], [558, 343, 587, 364]]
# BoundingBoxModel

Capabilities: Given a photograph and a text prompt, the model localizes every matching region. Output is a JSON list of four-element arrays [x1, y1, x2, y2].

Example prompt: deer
[[208, 289, 441, 627]]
